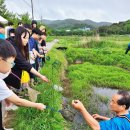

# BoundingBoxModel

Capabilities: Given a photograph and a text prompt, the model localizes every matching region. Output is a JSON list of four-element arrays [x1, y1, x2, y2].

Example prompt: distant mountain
[[40, 19, 112, 30]]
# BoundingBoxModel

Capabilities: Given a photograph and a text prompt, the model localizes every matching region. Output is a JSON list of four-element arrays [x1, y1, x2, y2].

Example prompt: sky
[[5, 0, 130, 23]]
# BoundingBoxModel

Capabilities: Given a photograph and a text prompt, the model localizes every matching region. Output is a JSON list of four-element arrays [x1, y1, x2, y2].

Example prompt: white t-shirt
[[0, 79, 13, 101], [29, 51, 35, 64]]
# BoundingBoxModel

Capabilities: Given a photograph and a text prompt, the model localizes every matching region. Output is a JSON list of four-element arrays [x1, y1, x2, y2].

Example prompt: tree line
[[98, 20, 130, 36]]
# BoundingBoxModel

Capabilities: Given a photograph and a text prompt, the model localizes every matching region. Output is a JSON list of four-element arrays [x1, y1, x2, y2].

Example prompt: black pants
[[125, 46, 130, 54], [0, 103, 4, 130]]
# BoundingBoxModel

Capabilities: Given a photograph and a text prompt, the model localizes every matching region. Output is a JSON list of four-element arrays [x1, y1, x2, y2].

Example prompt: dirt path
[[46, 39, 59, 51]]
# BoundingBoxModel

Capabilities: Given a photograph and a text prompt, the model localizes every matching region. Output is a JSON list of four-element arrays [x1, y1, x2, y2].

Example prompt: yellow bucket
[[21, 71, 30, 83]]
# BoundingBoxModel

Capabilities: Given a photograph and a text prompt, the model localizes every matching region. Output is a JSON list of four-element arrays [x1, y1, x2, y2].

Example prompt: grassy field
[[55, 35, 130, 107], [14, 48, 67, 130], [14, 35, 130, 130]]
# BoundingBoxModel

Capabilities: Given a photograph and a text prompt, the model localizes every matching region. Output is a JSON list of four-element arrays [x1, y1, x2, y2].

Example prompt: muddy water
[[93, 86, 119, 98], [93, 86, 130, 112], [61, 86, 130, 130], [61, 97, 88, 130]]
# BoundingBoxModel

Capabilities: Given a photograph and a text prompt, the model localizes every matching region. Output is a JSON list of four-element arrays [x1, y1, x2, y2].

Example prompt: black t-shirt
[[41, 40, 46, 47], [4, 40, 32, 89]]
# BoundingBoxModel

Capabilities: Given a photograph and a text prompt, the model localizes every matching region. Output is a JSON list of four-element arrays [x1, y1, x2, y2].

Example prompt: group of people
[[0, 20, 130, 130], [0, 20, 49, 129]]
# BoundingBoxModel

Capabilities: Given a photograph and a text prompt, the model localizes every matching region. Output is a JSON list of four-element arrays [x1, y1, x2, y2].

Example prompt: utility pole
[[31, 0, 34, 20], [41, 15, 43, 24]]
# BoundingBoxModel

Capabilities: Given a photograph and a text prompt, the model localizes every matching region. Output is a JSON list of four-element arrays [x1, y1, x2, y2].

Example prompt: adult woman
[[0, 39, 46, 129], [4, 26, 49, 89]]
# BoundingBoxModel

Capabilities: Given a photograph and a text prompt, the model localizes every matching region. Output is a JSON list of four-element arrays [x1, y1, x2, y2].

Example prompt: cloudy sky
[[5, 0, 130, 23]]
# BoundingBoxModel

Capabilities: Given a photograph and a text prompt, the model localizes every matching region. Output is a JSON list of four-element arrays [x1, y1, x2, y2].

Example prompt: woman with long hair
[[0, 39, 46, 129], [4, 26, 49, 90]]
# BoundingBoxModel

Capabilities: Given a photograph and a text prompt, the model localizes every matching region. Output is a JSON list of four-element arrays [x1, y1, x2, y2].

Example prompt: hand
[[32, 49, 38, 57], [40, 75, 49, 82], [31, 55, 35, 60], [39, 55, 44, 58], [72, 100, 85, 112], [92, 114, 102, 120], [35, 103, 46, 110]]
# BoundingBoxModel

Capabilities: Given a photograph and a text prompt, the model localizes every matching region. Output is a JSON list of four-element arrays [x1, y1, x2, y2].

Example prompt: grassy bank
[[13, 35, 130, 129], [14, 48, 67, 130], [58, 35, 130, 107]]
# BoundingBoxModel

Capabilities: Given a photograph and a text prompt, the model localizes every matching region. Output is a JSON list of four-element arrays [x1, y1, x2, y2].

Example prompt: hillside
[[99, 20, 130, 35], [40, 18, 112, 30]]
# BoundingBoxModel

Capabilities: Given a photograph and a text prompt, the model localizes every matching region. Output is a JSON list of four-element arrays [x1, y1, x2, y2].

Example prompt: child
[[0, 39, 46, 129]]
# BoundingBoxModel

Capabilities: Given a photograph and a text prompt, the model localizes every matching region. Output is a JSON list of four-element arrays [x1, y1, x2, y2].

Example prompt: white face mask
[[0, 70, 11, 79]]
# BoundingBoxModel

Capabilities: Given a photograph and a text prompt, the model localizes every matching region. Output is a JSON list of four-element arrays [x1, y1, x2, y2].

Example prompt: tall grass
[[14, 49, 66, 130], [66, 47, 130, 70], [68, 62, 130, 90], [13, 35, 130, 129]]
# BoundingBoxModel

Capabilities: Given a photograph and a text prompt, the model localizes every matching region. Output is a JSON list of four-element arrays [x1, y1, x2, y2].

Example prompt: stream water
[[61, 86, 130, 130]]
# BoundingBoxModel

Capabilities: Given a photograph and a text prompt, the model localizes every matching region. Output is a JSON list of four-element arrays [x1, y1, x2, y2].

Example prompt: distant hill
[[40, 19, 112, 30], [99, 20, 130, 35]]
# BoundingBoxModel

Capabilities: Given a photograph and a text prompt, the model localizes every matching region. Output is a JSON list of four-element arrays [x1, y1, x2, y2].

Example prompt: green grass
[[13, 35, 130, 130], [46, 36, 56, 42], [14, 48, 67, 130], [66, 45, 130, 70], [68, 62, 130, 90]]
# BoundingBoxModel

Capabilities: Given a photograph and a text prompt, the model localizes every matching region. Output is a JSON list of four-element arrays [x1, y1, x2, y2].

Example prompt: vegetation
[[55, 35, 130, 107], [43, 19, 111, 30], [0, 0, 49, 29], [4, 34, 130, 129], [14, 49, 67, 130], [99, 20, 130, 35], [2, 0, 130, 129]]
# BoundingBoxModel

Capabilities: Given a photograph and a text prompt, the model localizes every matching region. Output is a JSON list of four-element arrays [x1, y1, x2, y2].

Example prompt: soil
[[3, 111, 16, 128], [62, 78, 72, 98]]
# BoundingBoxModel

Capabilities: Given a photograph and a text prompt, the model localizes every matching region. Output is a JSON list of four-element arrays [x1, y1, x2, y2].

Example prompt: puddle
[[93, 86, 119, 98], [56, 47, 67, 50]]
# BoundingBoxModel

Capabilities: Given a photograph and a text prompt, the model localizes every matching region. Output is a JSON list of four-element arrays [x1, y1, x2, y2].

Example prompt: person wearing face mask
[[0, 39, 46, 130], [4, 26, 49, 90]]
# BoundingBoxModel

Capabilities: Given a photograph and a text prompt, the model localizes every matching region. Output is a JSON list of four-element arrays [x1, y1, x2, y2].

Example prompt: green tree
[[0, 0, 13, 20], [18, 13, 31, 24], [0, 0, 18, 25]]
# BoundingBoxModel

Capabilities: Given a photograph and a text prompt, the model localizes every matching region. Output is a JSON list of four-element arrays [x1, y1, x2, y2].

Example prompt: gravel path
[[46, 39, 59, 51]]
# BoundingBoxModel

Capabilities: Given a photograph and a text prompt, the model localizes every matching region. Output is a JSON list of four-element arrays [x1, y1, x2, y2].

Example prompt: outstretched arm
[[30, 67, 49, 82], [6, 93, 46, 110], [72, 100, 100, 130]]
